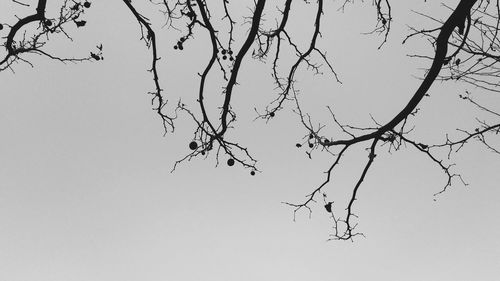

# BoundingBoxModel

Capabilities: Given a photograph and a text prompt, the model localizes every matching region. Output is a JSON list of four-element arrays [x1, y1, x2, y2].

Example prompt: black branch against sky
[[1, 0, 500, 240]]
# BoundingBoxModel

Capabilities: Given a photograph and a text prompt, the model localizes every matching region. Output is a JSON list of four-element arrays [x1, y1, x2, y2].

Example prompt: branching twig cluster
[[1, 0, 101, 71], [285, 0, 495, 240]]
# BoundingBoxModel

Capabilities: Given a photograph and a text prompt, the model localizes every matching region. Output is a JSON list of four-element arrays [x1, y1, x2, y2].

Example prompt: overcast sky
[[1, 1, 500, 280]]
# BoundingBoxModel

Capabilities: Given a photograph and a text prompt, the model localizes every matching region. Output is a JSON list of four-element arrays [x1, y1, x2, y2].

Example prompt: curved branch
[[218, 0, 266, 137], [327, 0, 479, 147], [1, 0, 47, 65], [122, 0, 176, 132]]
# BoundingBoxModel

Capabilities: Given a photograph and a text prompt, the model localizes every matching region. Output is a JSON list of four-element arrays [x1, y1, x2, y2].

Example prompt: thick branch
[[328, 0, 478, 147]]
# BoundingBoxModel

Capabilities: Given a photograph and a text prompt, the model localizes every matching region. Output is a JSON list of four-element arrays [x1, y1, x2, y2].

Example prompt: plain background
[[1, 0, 499, 280]]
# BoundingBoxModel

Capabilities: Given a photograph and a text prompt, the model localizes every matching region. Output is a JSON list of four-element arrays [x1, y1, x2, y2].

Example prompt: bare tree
[[2, 0, 499, 240]]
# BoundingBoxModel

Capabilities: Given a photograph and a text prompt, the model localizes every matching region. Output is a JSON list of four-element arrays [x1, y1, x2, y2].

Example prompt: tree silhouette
[[2, 0, 499, 240]]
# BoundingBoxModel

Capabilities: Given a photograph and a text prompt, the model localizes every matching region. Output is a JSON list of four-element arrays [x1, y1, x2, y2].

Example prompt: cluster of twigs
[[1, 0, 101, 71]]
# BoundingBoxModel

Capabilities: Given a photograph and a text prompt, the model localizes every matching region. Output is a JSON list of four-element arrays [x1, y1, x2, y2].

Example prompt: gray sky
[[1, 1, 500, 280]]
